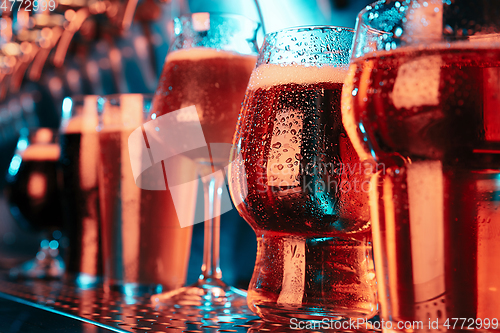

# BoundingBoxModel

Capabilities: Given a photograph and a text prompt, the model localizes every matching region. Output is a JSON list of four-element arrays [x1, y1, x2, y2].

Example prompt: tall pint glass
[[97, 94, 197, 295], [59, 96, 102, 287], [229, 27, 378, 323], [342, 0, 500, 328]]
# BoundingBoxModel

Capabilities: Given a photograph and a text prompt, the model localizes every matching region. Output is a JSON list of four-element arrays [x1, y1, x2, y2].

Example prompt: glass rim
[[354, 0, 500, 44], [97, 93, 155, 105], [25, 127, 59, 134], [358, 23, 390, 37], [98, 93, 154, 100], [62, 94, 99, 102], [264, 25, 355, 40], [354, 0, 395, 38], [97, 94, 154, 128]]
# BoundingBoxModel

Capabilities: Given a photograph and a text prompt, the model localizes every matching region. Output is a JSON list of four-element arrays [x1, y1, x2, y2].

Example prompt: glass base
[[252, 302, 375, 323], [151, 278, 247, 309], [105, 282, 166, 297], [9, 249, 65, 280], [246, 232, 378, 323], [66, 273, 100, 290]]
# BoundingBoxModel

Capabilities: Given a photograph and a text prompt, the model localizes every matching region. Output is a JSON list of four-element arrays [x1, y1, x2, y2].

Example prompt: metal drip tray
[[0, 274, 378, 332]]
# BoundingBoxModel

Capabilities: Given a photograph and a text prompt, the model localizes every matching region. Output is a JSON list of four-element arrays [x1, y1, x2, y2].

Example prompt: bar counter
[[0, 270, 385, 332], [0, 271, 263, 332]]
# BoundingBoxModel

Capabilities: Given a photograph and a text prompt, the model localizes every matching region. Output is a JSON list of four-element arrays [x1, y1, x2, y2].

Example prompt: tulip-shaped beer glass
[[342, 0, 500, 328], [229, 27, 378, 322], [150, 13, 260, 307]]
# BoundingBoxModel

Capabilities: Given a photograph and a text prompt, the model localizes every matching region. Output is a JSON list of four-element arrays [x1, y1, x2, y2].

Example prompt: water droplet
[[272, 142, 282, 149], [277, 164, 284, 170]]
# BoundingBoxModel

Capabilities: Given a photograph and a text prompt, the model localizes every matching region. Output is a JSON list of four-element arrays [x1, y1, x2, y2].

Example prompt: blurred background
[[0, 0, 374, 288]]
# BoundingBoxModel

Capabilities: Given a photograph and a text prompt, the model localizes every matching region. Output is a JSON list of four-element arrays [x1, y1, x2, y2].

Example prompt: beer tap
[[9, 39, 39, 94], [0, 46, 17, 101], [28, 15, 65, 81], [52, 7, 91, 67], [0, 15, 14, 100]]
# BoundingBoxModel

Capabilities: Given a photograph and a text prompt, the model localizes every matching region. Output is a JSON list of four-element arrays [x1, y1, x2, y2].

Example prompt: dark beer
[[59, 114, 102, 279], [6, 143, 63, 232], [342, 47, 500, 322], [230, 64, 376, 321]]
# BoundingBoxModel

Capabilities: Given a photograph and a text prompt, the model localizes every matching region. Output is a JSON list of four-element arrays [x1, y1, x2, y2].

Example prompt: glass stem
[[199, 170, 224, 282]]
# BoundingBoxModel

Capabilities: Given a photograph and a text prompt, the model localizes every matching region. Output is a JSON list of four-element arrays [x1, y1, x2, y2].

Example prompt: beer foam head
[[248, 63, 347, 89], [62, 115, 98, 133], [166, 47, 256, 62], [21, 144, 60, 161], [99, 94, 148, 131]]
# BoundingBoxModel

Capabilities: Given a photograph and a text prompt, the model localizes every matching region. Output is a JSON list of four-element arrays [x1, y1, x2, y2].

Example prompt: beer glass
[[59, 96, 102, 288], [342, 0, 500, 328], [5, 128, 65, 279], [229, 27, 378, 322], [150, 13, 259, 307], [97, 94, 197, 295]]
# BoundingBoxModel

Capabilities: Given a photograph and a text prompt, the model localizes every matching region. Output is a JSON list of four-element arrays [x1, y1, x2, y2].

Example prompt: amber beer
[[98, 117, 197, 292], [343, 47, 500, 322], [59, 112, 102, 280], [152, 48, 256, 162], [230, 64, 376, 321]]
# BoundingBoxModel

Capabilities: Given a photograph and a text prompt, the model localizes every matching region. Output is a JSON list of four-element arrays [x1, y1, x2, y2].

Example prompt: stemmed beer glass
[[150, 13, 260, 306], [229, 27, 378, 322], [342, 0, 500, 326], [5, 128, 65, 279]]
